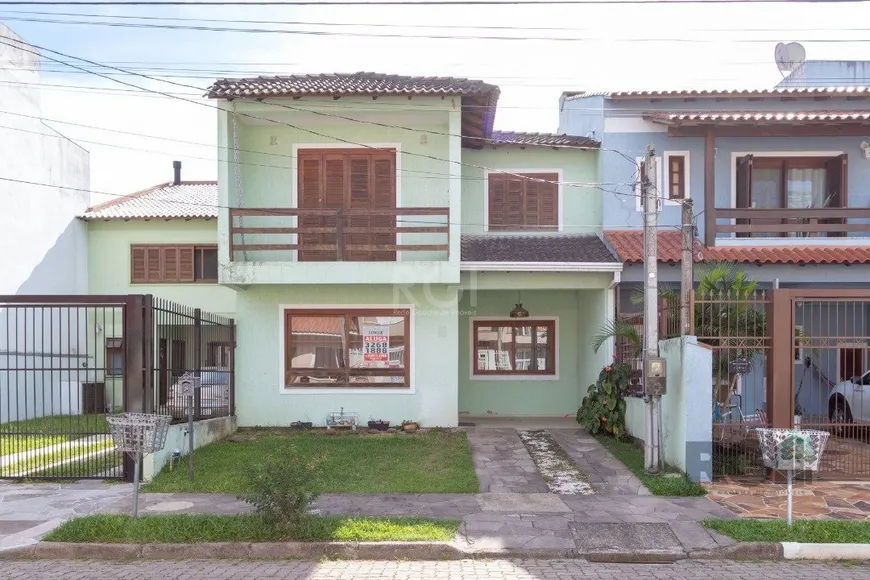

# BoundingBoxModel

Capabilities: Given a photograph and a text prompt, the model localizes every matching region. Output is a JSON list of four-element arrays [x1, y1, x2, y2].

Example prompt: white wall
[[0, 24, 91, 424]]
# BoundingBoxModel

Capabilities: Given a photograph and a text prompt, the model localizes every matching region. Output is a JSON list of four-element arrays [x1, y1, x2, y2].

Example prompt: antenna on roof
[[775, 42, 806, 74]]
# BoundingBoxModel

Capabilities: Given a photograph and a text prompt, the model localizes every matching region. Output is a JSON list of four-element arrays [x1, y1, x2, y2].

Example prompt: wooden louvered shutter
[[345, 155, 371, 261], [131, 246, 147, 283], [371, 154, 396, 261], [145, 247, 162, 282], [178, 246, 195, 281], [504, 177, 523, 228], [488, 175, 507, 230], [298, 152, 325, 261], [321, 155, 346, 260], [823, 153, 848, 237], [162, 247, 179, 282], [536, 174, 558, 228]]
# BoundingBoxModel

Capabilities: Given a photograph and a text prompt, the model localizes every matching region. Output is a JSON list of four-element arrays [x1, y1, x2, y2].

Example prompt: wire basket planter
[[106, 413, 171, 518], [755, 427, 830, 526]]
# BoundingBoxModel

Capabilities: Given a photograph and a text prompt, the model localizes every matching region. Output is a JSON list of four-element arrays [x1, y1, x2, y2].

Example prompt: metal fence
[[0, 294, 234, 481]]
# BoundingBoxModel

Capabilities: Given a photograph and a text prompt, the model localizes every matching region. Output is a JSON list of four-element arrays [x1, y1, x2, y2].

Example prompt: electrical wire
[[3, 14, 870, 43], [0, 34, 648, 193], [0, 174, 685, 230]]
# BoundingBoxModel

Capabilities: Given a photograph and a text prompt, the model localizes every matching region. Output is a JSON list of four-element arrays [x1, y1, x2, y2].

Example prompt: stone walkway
[[549, 430, 649, 495], [466, 428, 549, 493], [706, 479, 870, 520]]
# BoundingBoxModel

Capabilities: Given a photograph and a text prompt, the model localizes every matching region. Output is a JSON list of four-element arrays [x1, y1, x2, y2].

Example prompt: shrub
[[237, 446, 325, 534], [576, 363, 631, 438]]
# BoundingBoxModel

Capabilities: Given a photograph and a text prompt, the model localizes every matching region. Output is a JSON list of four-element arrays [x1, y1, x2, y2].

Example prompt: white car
[[828, 369, 870, 424], [166, 368, 231, 420]]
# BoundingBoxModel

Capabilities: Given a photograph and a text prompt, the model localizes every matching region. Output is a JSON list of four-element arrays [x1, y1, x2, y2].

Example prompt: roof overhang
[[643, 111, 870, 127], [460, 261, 623, 272]]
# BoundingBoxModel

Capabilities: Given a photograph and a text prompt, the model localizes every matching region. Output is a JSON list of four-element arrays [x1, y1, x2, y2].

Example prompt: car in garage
[[829, 369, 870, 424]]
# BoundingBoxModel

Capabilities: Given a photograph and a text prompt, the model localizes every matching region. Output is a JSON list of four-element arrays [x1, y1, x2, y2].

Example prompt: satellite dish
[[775, 42, 806, 72]]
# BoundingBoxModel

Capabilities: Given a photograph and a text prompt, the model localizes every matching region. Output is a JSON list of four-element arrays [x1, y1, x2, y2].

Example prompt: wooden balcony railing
[[715, 207, 870, 237], [229, 207, 450, 261]]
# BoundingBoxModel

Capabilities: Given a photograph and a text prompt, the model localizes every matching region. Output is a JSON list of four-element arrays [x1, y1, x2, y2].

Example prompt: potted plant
[[290, 420, 313, 430], [367, 419, 390, 431], [400, 420, 419, 433]]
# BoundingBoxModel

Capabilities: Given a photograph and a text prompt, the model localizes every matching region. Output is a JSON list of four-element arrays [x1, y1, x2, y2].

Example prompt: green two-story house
[[208, 73, 621, 427]]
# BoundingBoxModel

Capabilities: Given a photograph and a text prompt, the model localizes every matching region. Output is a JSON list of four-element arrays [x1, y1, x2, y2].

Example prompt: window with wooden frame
[[487, 172, 558, 230], [735, 154, 848, 238], [105, 338, 124, 377], [206, 341, 232, 368], [284, 309, 410, 388], [130, 245, 218, 283], [667, 154, 687, 200], [473, 320, 556, 376]]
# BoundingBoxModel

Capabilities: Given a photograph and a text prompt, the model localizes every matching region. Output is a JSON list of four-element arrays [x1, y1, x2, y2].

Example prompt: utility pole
[[680, 198, 695, 336], [642, 145, 661, 474]]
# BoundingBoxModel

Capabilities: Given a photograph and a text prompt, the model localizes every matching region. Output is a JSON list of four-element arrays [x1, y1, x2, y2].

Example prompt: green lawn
[[0, 438, 115, 478], [43, 514, 461, 543], [704, 519, 870, 544], [145, 430, 479, 494], [593, 434, 707, 496], [0, 414, 109, 457]]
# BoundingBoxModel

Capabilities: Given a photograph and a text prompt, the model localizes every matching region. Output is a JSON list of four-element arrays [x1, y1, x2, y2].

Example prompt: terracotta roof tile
[[703, 245, 870, 265], [603, 230, 703, 264], [644, 111, 870, 125], [461, 234, 618, 263], [207, 72, 498, 100], [81, 181, 217, 220], [488, 131, 599, 148], [604, 87, 870, 99]]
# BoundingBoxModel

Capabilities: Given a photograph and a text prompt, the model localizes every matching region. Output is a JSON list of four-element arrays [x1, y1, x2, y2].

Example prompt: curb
[[1, 541, 868, 562]]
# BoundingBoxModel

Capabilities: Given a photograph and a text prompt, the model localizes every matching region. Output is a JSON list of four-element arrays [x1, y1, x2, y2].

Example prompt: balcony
[[715, 208, 870, 239], [222, 207, 457, 285]]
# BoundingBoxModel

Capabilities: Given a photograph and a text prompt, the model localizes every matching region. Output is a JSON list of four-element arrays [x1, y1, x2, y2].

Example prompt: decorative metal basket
[[326, 409, 359, 429], [756, 428, 829, 472], [107, 413, 171, 454]]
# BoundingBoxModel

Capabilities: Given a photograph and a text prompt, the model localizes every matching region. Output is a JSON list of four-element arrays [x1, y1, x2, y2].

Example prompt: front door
[[297, 149, 396, 261]]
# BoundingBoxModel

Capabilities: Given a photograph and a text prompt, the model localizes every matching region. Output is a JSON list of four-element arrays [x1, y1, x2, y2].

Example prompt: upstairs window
[[131, 245, 218, 283], [666, 153, 687, 200], [735, 154, 848, 237], [487, 172, 559, 231]]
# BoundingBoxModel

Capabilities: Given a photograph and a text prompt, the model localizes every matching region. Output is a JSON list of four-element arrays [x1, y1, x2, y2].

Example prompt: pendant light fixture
[[510, 290, 529, 318]]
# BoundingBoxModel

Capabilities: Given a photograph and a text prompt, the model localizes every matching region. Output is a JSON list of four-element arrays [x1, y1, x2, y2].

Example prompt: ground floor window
[[284, 308, 410, 388], [473, 320, 556, 376]]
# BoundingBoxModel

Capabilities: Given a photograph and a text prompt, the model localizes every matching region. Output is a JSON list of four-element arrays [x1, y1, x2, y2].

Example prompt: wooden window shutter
[[535, 174, 558, 228], [488, 175, 508, 229], [145, 247, 162, 282], [822, 153, 848, 237], [178, 246, 195, 281], [504, 177, 524, 227], [323, 155, 347, 209], [735, 154, 753, 209], [299, 154, 323, 209], [162, 247, 179, 281], [131, 246, 147, 283], [371, 154, 396, 261], [669, 156, 686, 200], [523, 178, 540, 227]]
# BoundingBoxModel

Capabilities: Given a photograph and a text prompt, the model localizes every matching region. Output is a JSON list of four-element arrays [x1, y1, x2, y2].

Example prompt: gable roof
[[206, 72, 500, 150], [81, 181, 218, 220], [487, 131, 599, 149]]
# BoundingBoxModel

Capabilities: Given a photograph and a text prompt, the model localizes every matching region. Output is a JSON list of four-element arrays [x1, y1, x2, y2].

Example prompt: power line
[[0, 34, 647, 191], [4, 14, 870, 43], [6, 9, 870, 34], [0, 175, 682, 230]]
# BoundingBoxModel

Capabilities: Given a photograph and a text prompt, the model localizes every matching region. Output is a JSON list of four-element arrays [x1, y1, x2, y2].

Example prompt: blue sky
[[2, 1, 869, 200]]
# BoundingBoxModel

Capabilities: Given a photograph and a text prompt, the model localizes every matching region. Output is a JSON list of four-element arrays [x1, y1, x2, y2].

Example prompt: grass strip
[[145, 430, 479, 494], [703, 519, 870, 544], [0, 414, 110, 457], [593, 433, 707, 496], [43, 514, 461, 543], [1, 438, 115, 477]]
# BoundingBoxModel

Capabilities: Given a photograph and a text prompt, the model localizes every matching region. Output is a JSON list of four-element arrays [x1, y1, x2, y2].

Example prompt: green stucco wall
[[87, 220, 236, 317], [461, 147, 601, 236], [233, 284, 460, 427], [458, 289, 607, 417]]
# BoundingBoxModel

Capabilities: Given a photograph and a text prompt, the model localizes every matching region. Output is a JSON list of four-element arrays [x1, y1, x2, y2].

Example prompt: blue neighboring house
[[559, 61, 870, 428]]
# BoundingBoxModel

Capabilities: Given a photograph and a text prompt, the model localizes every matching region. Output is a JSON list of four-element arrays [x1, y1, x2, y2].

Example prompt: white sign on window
[[363, 325, 389, 362]]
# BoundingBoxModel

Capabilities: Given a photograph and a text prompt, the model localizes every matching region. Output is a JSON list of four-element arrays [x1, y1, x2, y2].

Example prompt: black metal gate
[[0, 296, 135, 480]]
